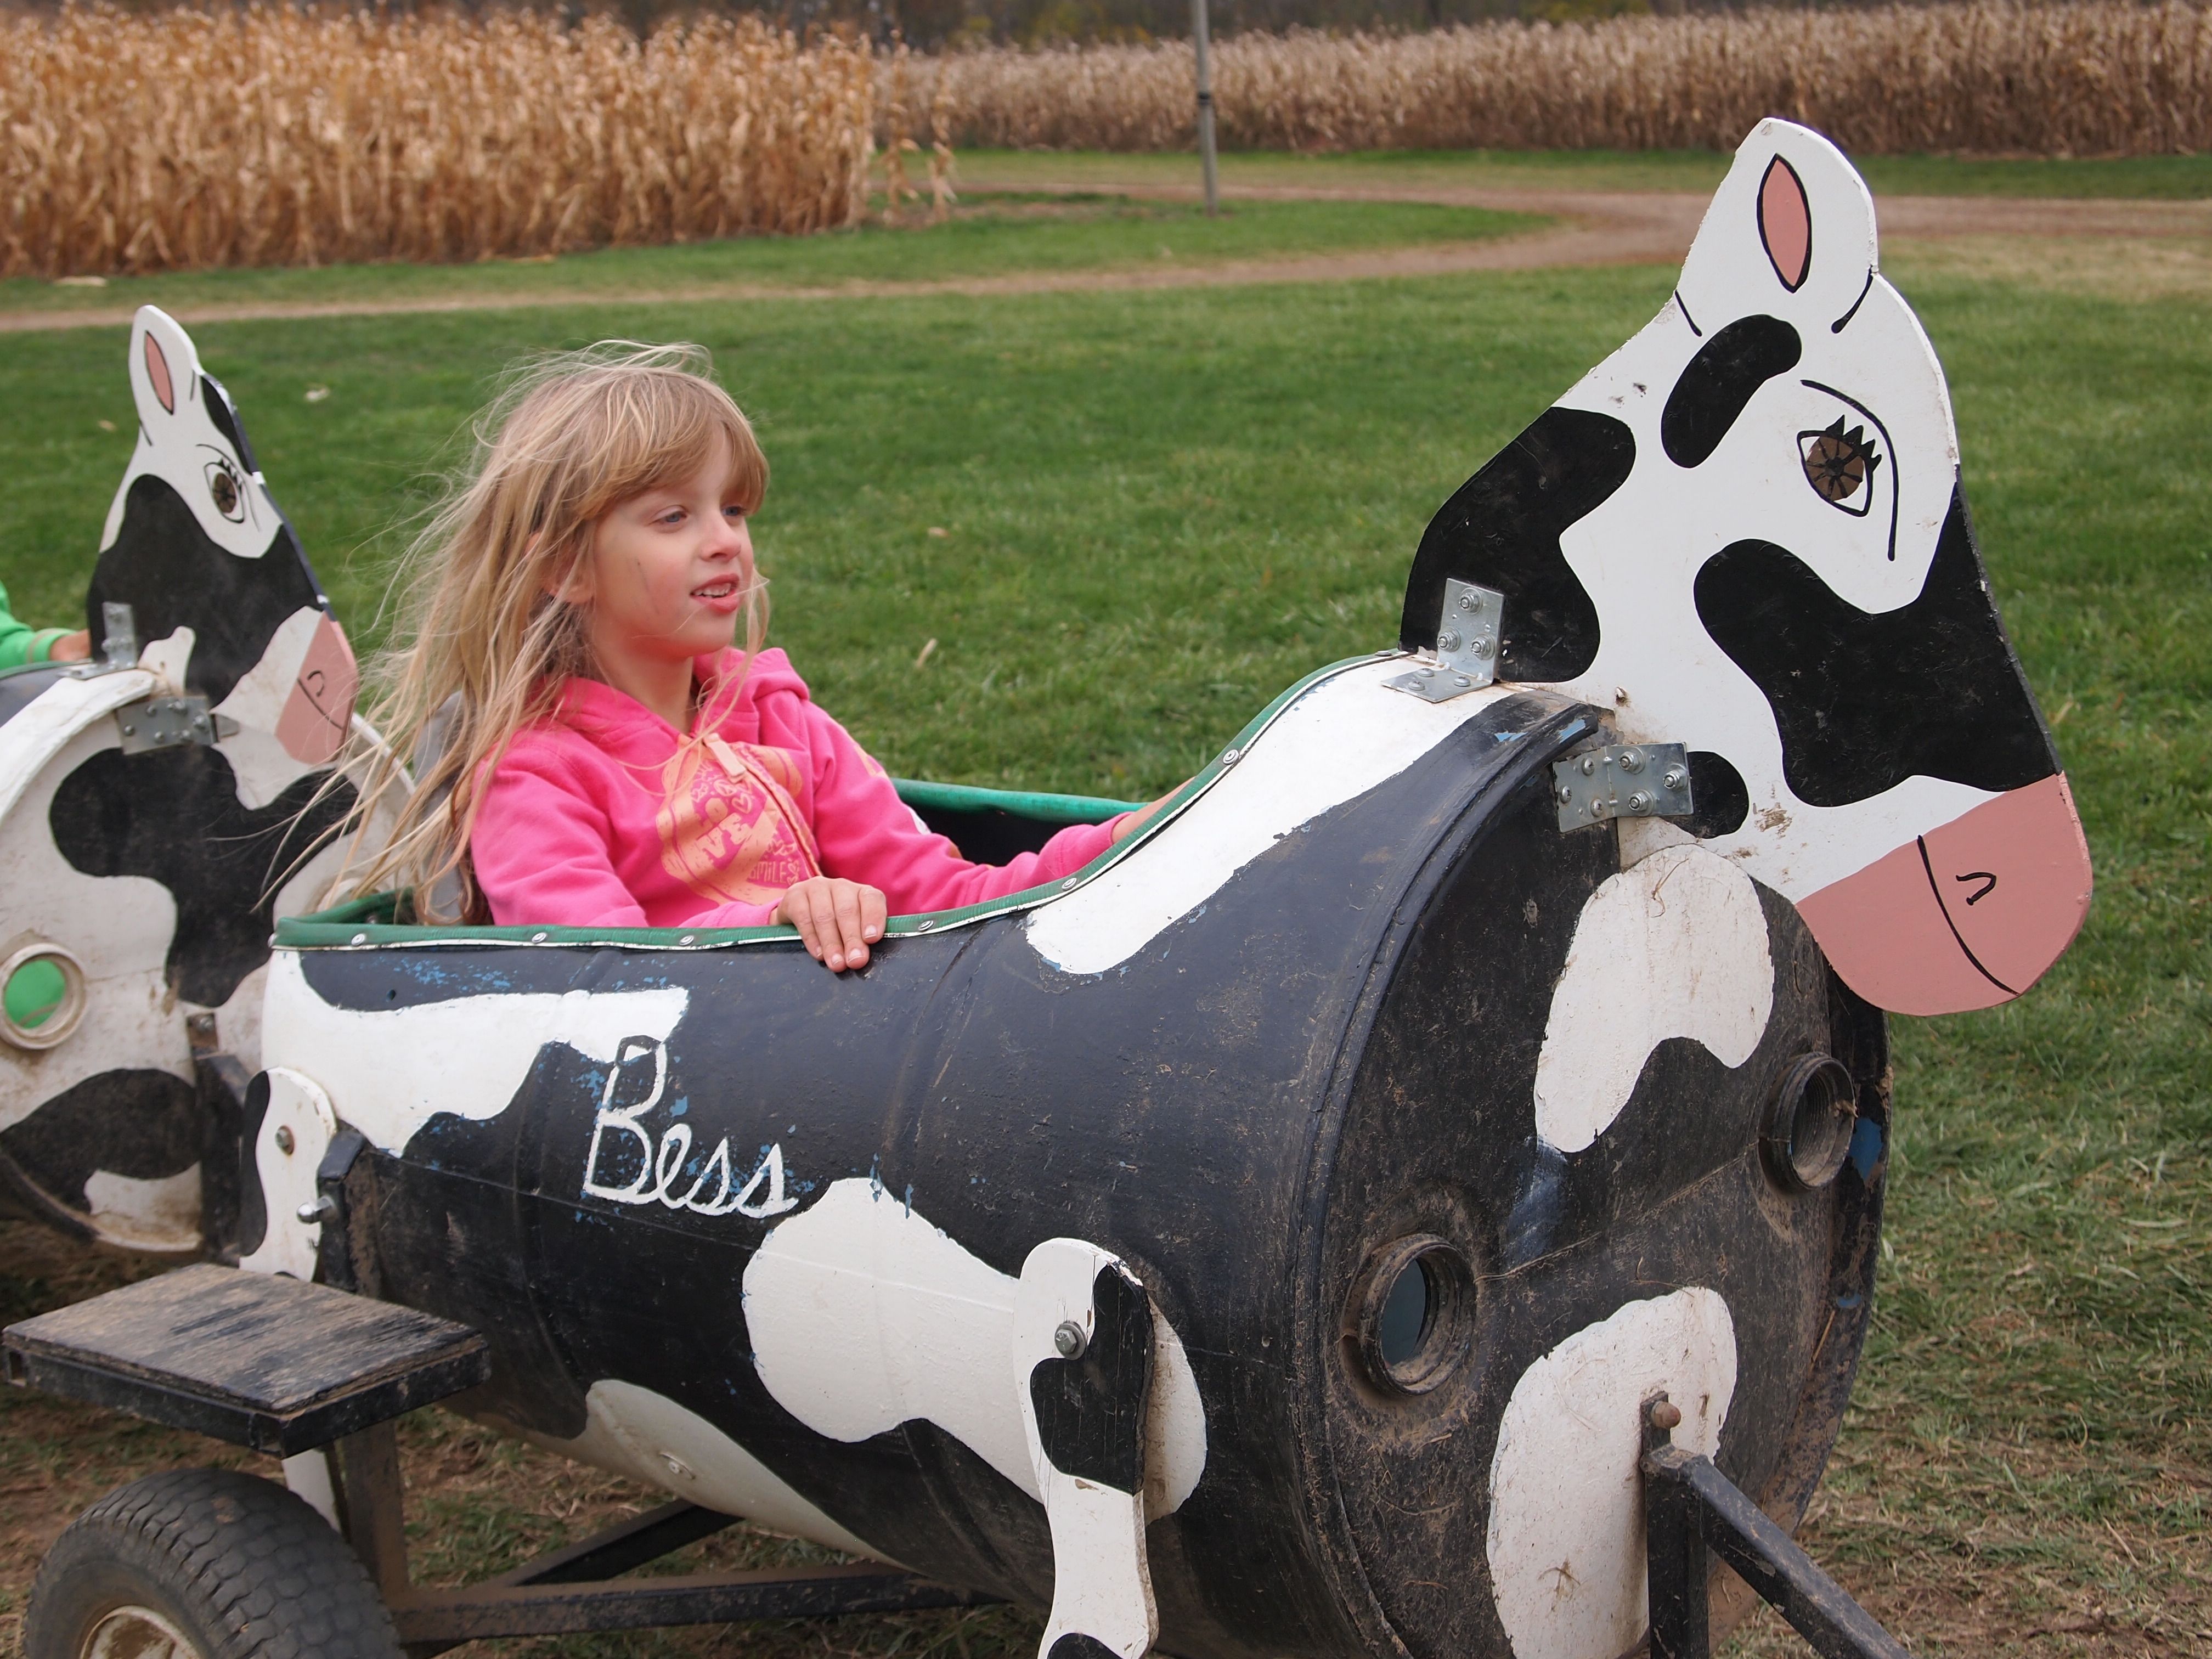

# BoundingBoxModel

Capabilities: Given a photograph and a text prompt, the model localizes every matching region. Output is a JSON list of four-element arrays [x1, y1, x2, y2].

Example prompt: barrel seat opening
[[285, 776, 1143, 944]]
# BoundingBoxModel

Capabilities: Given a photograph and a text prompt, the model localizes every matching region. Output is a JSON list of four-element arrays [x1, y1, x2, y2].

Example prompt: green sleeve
[[0, 581, 34, 670]]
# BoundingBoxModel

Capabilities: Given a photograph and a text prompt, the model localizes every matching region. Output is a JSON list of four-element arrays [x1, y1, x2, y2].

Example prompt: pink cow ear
[[143, 330, 176, 415], [1758, 155, 1813, 293]]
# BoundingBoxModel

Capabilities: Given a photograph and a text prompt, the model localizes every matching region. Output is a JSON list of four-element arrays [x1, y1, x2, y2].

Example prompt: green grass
[[0, 196, 1537, 319], [2, 254, 2206, 1654], [951, 145, 2212, 199]]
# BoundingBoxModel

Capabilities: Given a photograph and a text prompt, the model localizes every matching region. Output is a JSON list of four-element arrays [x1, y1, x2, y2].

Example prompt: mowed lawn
[[0, 235, 2205, 1656]]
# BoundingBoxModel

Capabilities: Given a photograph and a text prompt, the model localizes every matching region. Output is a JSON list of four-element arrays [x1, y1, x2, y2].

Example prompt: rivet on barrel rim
[[1346, 1233, 1474, 1398], [1760, 1052, 1860, 1193]]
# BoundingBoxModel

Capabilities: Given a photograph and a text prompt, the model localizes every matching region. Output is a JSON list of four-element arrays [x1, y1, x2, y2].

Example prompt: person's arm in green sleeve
[[0, 582, 89, 669]]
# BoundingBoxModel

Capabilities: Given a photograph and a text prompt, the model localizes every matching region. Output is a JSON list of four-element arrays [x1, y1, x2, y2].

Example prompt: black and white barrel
[[258, 654, 1887, 1659]]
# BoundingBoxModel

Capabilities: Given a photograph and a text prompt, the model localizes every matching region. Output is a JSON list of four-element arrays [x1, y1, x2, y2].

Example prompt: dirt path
[[2, 182, 2204, 333]]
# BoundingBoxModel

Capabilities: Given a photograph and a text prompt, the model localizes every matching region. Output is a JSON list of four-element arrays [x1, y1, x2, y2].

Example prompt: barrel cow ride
[[0, 305, 376, 1256], [4, 120, 2090, 1659]]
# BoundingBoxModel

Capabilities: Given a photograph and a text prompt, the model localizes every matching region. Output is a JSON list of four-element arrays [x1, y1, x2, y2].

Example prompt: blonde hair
[[345, 340, 770, 923]]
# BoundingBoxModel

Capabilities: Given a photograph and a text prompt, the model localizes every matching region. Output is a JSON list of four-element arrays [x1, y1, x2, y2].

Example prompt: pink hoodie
[[472, 648, 1122, 929]]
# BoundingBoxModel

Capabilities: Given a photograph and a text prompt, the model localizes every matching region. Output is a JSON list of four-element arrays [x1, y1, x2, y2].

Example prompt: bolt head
[[1647, 1398, 1683, 1431], [295, 1197, 332, 1224], [1617, 748, 1644, 772], [1472, 637, 1493, 658], [1629, 791, 1653, 813], [1458, 592, 1477, 612], [1662, 768, 1686, 791], [274, 1126, 295, 1155], [1437, 629, 1462, 653], [1053, 1319, 1087, 1359]]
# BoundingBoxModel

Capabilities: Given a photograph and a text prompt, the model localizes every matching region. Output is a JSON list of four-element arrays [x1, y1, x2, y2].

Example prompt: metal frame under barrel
[[1, 1265, 996, 1653], [5, 1260, 1917, 1658]]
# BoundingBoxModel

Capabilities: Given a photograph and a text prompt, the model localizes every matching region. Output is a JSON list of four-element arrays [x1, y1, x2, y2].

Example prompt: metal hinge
[[1386, 579, 1504, 703], [67, 602, 145, 681], [1554, 743, 1694, 831], [116, 694, 236, 754]]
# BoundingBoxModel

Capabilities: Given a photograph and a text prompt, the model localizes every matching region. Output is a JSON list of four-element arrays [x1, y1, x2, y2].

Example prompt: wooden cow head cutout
[[1402, 119, 2090, 1015], [91, 306, 358, 766]]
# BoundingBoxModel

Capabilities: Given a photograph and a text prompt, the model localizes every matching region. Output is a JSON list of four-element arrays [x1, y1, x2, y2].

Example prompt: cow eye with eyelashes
[[202, 454, 246, 522], [1798, 418, 1882, 516]]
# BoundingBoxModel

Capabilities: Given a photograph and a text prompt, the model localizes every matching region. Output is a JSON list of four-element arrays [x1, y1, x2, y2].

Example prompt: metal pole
[[1192, 0, 1219, 217]]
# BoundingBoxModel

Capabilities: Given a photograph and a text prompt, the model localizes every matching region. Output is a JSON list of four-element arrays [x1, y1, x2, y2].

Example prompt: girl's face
[[572, 438, 755, 688]]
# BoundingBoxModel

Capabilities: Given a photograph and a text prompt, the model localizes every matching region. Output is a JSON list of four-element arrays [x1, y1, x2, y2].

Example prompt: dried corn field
[[2, 5, 874, 279], [895, 1, 2212, 156]]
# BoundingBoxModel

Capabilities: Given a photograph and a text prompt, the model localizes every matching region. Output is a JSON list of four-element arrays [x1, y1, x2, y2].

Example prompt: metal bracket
[[1553, 742, 1693, 832], [116, 693, 235, 754], [68, 602, 144, 680], [1643, 1395, 1909, 1659], [1386, 579, 1504, 703]]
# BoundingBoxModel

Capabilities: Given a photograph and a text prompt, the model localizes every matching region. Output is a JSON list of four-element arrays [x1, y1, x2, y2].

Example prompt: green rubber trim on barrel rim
[[274, 651, 1396, 952]]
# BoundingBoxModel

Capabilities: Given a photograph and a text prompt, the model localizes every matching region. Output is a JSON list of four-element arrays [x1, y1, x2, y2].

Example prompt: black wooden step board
[[2, 1262, 489, 1455]]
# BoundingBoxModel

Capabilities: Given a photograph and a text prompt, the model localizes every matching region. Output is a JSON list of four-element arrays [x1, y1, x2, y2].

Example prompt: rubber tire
[[23, 1468, 403, 1659]]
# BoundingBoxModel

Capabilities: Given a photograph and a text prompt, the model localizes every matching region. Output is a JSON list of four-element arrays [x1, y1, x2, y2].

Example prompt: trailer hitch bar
[[1643, 1395, 1909, 1659]]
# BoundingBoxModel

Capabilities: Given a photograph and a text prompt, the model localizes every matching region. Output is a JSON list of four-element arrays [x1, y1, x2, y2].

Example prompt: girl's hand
[[772, 877, 887, 973], [1111, 787, 1183, 844]]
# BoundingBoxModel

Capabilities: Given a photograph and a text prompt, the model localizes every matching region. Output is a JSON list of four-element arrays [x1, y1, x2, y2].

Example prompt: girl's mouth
[[691, 579, 742, 613]]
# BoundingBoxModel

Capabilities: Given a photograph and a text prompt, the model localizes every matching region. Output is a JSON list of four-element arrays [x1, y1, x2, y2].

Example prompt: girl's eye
[[1797, 419, 1882, 516]]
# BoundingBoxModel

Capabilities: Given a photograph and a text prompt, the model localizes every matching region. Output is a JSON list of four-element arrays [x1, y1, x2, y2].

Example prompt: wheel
[[23, 1468, 402, 1659]]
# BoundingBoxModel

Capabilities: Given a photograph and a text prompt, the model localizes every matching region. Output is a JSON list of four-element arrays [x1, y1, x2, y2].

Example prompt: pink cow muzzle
[[1797, 774, 2092, 1016], [274, 613, 360, 765]]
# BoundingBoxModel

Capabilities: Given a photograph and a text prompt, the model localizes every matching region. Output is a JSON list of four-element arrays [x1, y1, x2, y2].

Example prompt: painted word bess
[[0, 121, 2090, 1659]]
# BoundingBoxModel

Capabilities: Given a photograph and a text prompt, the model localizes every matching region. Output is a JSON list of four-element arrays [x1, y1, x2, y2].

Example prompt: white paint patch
[[82, 1165, 202, 1252], [557, 1379, 885, 1560], [1487, 1288, 1737, 1659], [1014, 1240, 1158, 1659], [1027, 658, 1515, 975], [744, 1177, 1206, 1520], [0, 682, 188, 1143], [240, 1067, 336, 1280], [212, 606, 323, 736], [259, 950, 689, 1156], [139, 626, 194, 692], [282, 1449, 340, 1530], [1533, 844, 1774, 1154]]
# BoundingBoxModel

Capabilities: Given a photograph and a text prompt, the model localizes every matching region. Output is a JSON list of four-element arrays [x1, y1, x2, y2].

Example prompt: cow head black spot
[[51, 743, 357, 1008], [1401, 406, 1634, 682], [1662, 315, 1803, 469], [1026, 1264, 1153, 1494], [1693, 485, 2058, 807]]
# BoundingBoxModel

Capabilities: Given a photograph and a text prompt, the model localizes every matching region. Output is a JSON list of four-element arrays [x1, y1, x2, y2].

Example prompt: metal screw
[[296, 1195, 336, 1224], [1460, 592, 1481, 613], [1662, 768, 1686, 791], [1558, 784, 1573, 804], [1629, 791, 1654, 814], [120, 724, 134, 736], [1417, 665, 1434, 678], [1437, 629, 1462, 653], [1617, 748, 1644, 772], [1579, 755, 1598, 776], [1053, 1320, 1087, 1359], [1452, 674, 1470, 689], [1472, 637, 1493, 659], [274, 1126, 295, 1155]]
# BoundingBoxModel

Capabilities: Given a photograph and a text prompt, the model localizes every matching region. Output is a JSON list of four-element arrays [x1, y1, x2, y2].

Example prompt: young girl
[[354, 342, 1161, 972]]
